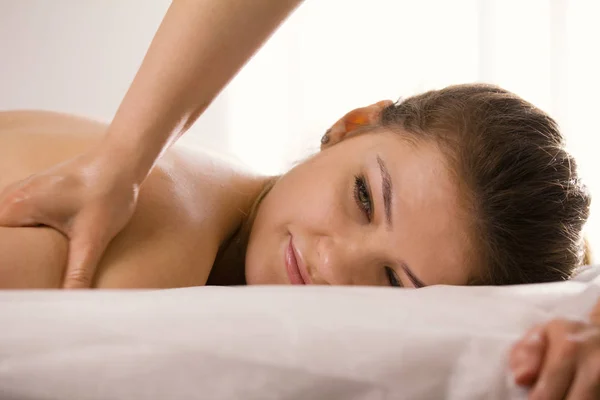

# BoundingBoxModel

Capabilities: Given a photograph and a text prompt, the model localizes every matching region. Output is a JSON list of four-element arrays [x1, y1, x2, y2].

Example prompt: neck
[[206, 176, 278, 286]]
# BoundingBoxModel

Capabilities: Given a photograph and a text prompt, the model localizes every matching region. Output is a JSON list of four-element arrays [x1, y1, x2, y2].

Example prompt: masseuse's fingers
[[0, 175, 86, 239], [0, 150, 140, 289], [509, 325, 547, 387], [0, 177, 54, 227], [564, 323, 600, 400], [62, 190, 138, 289], [514, 310, 600, 399], [0, 173, 104, 288], [528, 319, 583, 400], [565, 359, 600, 400]]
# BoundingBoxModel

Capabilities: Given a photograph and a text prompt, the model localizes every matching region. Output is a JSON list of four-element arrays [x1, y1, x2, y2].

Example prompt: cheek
[[272, 165, 346, 229], [245, 169, 342, 284], [251, 159, 350, 249]]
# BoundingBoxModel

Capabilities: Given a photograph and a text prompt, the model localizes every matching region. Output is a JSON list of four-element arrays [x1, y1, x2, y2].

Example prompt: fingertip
[[62, 259, 92, 289], [527, 380, 548, 400], [62, 261, 95, 289], [510, 350, 539, 384], [512, 365, 538, 387], [510, 327, 549, 388], [509, 343, 525, 368]]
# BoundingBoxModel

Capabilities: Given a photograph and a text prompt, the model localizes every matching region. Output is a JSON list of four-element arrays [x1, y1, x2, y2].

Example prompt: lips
[[285, 236, 311, 285]]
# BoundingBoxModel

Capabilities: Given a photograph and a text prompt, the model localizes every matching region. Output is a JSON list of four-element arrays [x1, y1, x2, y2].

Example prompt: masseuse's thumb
[[63, 212, 113, 289]]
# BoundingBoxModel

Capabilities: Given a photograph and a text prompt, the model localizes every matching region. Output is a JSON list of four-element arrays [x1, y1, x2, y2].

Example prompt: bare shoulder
[[94, 146, 265, 288]]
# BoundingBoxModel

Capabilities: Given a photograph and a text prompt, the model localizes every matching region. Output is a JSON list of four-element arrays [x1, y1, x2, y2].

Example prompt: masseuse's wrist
[[102, 118, 177, 186], [95, 137, 153, 188]]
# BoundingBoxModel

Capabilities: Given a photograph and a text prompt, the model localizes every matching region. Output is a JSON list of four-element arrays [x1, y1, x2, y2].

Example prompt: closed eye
[[385, 266, 402, 287]]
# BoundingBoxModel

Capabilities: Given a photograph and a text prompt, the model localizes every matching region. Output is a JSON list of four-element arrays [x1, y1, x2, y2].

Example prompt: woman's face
[[245, 128, 475, 288]]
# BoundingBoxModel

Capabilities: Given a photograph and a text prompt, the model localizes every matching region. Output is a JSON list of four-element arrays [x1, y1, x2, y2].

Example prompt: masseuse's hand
[[509, 300, 600, 399], [0, 148, 139, 288]]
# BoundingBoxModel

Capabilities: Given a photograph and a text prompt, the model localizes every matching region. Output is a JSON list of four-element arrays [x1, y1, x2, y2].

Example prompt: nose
[[313, 230, 384, 286]]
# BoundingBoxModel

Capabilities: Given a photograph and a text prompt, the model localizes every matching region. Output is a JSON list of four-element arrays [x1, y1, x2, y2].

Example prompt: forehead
[[358, 130, 475, 285]]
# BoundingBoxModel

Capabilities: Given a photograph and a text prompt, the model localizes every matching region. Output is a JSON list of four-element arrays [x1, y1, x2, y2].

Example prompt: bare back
[[0, 111, 263, 288]]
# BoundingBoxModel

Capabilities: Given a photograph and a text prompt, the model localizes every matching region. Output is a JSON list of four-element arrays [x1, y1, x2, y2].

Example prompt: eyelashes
[[353, 175, 373, 221], [385, 266, 402, 287]]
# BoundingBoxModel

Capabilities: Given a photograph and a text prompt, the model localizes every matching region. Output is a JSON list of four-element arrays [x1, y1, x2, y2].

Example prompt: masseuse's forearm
[[105, 0, 303, 183]]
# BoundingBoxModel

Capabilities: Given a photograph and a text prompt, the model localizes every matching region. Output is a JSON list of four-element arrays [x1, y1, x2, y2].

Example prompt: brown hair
[[379, 83, 591, 285]]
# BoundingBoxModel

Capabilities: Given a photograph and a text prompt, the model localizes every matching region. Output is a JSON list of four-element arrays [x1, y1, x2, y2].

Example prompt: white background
[[1, 0, 599, 250]]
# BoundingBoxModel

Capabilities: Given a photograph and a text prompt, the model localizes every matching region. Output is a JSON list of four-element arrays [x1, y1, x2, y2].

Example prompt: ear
[[320, 100, 394, 150]]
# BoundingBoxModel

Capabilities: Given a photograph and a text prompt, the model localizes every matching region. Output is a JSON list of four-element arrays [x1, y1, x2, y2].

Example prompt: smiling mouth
[[285, 237, 307, 285]]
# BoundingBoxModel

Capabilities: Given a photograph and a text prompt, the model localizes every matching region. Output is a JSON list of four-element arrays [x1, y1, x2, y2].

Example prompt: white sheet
[[1, 272, 599, 400]]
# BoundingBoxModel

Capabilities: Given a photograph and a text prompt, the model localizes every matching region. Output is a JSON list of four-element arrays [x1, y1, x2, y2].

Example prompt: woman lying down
[[1, 84, 599, 397]]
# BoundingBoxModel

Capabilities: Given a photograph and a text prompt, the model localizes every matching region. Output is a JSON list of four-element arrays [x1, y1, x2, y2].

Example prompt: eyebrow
[[376, 155, 393, 228], [376, 154, 426, 288]]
